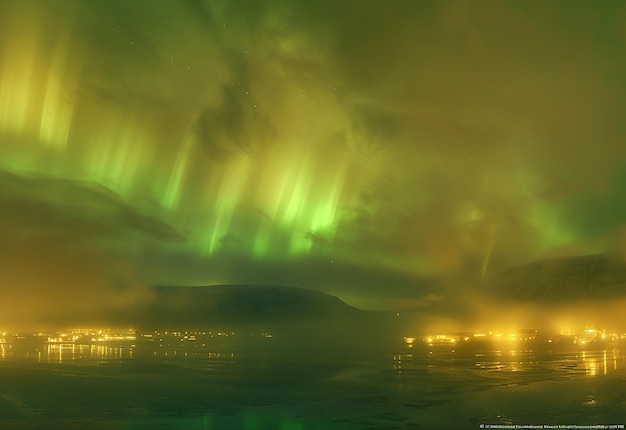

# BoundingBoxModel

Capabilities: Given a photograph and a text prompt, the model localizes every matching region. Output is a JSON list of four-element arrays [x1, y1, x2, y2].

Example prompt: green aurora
[[1, 0, 625, 321]]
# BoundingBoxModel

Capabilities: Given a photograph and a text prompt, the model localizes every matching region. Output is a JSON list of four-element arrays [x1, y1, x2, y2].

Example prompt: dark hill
[[105, 284, 404, 350], [130, 284, 363, 328], [490, 252, 626, 302]]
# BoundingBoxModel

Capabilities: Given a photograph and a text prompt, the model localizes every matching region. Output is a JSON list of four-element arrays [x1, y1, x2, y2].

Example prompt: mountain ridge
[[489, 252, 626, 302], [123, 284, 364, 328]]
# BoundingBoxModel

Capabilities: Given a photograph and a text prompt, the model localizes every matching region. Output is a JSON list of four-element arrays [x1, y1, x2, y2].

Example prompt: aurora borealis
[[1, 0, 626, 324]]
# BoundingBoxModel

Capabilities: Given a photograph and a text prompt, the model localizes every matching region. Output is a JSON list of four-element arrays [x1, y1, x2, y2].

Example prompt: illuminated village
[[0, 328, 274, 361], [0, 326, 622, 355], [404, 327, 626, 350], [0, 329, 274, 345]]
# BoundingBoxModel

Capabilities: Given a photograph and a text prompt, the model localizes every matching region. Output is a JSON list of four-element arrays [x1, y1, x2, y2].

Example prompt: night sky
[[1, 0, 625, 323]]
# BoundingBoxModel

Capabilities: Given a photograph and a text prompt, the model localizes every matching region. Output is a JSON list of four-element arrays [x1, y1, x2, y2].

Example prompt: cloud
[[0, 170, 184, 327], [194, 85, 277, 159], [1, 0, 626, 314], [0, 171, 184, 242]]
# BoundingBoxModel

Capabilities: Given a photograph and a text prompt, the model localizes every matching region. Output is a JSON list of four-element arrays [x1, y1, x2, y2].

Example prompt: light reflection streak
[[394, 348, 626, 379], [43, 343, 132, 363]]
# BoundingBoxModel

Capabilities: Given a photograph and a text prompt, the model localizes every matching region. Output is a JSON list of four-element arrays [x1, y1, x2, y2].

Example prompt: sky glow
[[1, 0, 625, 321]]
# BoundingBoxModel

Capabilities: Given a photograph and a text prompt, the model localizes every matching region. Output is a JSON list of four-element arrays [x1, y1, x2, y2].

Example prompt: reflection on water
[[2, 338, 626, 429], [45, 344, 131, 362], [393, 348, 626, 379], [0, 342, 134, 363], [3, 336, 626, 379]]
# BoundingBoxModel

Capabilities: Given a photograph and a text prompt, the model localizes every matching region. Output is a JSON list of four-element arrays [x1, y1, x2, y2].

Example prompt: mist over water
[[2, 1, 626, 428]]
